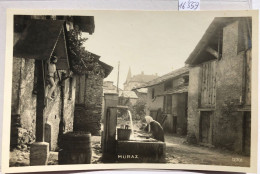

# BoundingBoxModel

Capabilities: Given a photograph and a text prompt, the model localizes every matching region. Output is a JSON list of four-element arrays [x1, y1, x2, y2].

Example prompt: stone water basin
[[116, 134, 166, 163]]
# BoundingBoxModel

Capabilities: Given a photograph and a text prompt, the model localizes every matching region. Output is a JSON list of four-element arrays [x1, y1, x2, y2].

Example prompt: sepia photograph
[[1, 9, 258, 173]]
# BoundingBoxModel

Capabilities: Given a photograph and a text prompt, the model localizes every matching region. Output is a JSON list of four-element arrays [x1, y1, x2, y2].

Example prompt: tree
[[66, 28, 105, 77]]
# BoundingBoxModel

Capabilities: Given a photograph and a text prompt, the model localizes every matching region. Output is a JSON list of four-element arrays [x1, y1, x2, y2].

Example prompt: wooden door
[[200, 111, 212, 144], [172, 116, 177, 133], [163, 95, 172, 114], [75, 75, 86, 105], [243, 111, 251, 155]]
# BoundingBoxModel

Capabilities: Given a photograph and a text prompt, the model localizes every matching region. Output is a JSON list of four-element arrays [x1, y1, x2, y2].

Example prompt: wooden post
[[117, 61, 120, 93], [30, 60, 49, 166], [35, 60, 45, 142], [58, 72, 65, 148]]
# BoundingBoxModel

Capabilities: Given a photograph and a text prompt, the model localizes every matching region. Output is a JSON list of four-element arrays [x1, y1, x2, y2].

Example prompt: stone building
[[137, 67, 189, 135], [11, 15, 97, 151], [132, 88, 148, 102], [73, 53, 113, 136], [103, 81, 122, 94], [123, 68, 158, 90], [101, 81, 122, 122], [185, 17, 252, 155], [118, 90, 139, 106]]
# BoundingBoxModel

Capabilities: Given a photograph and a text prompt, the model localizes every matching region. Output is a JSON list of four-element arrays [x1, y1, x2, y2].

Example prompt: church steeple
[[126, 67, 132, 83]]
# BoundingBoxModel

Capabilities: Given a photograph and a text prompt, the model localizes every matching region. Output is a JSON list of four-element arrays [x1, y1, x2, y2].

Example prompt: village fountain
[[102, 93, 166, 163]]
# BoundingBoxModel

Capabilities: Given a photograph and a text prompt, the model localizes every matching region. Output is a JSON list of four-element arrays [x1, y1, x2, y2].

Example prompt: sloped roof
[[103, 81, 122, 95], [125, 74, 158, 84], [185, 17, 251, 65], [135, 88, 148, 93], [98, 60, 113, 78], [103, 89, 118, 96], [14, 19, 65, 60], [72, 50, 113, 77], [135, 67, 189, 89], [162, 85, 188, 95], [13, 19, 70, 70], [119, 91, 138, 99], [103, 81, 122, 90]]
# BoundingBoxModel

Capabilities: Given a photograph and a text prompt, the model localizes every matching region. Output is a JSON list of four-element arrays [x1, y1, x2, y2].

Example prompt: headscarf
[[145, 116, 153, 124]]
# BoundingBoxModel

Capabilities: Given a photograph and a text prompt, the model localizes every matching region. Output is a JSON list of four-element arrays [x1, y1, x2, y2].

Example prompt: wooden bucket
[[117, 128, 131, 140], [58, 131, 92, 164]]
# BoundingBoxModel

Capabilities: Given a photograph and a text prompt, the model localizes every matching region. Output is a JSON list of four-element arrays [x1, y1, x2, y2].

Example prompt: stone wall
[[187, 20, 250, 152], [44, 71, 75, 150], [187, 66, 201, 143], [11, 57, 37, 148], [63, 76, 76, 133], [213, 21, 245, 152], [146, 84, 164, 115], [74, 73, 103, 135], [11, 58, 76, 151]]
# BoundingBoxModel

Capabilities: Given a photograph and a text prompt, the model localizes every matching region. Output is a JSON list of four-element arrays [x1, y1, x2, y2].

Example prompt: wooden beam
[[206, 46, 219, 59], [35, 60, 46, 142]]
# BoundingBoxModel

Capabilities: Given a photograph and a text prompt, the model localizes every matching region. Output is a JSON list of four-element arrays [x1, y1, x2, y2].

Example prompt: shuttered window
[[200, 61, 216, 108], [163, 95, 172, 114], [244, 49, 251, 106]]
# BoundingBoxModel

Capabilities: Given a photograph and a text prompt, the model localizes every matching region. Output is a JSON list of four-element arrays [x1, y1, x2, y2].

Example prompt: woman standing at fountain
[[145, 116, 164, 142]]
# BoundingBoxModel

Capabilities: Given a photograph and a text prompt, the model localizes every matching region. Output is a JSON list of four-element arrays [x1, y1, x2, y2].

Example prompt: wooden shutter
[[245, 49, 251, 106], [200, 61, 216, 108]]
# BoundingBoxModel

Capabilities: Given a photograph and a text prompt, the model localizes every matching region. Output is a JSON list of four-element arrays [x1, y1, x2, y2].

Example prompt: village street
[[7, 13, 253, 172], [163, 134, 250, 167], [9, 132, 250, 167], [90, 131, 250, 166]]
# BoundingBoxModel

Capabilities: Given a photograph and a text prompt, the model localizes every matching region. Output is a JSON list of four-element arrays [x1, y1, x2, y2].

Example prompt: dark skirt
[[150, 121, 164, 142]]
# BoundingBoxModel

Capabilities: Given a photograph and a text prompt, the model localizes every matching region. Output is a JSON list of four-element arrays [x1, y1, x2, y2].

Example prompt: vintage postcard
[[1, 9, 258, 173]]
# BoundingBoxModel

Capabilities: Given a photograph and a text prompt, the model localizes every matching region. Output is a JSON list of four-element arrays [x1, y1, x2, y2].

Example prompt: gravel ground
[[164, 134, 250, 167], [9, 132, 250, 167]]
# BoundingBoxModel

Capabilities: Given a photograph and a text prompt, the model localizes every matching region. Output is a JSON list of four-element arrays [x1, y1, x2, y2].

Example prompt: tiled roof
[[135, 67, 189, 89], [162, 85, 188, 94], [129, 74, 158, 83], [103, 89, 118, 95], [119, 91, 138, 99], [103, 81, 122, 95], [185, 17, 251, 65], [136, 88, 148, 93]]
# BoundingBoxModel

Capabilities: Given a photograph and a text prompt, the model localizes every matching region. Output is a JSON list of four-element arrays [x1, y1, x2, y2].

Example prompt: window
[[151, 88, 155, 99], [238, 18, 252, 53], [183, 75, 189, 85], [164, 79, 173, 91], [163, 95, 172, 114], [217, 29, 223, 60]]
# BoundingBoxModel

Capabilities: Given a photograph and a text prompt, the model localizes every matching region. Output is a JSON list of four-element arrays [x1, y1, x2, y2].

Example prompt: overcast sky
[[83, 11, 217, 89]]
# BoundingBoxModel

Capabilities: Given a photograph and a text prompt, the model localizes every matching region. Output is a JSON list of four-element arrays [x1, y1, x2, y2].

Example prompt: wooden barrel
[[58, 131, 92, 164]]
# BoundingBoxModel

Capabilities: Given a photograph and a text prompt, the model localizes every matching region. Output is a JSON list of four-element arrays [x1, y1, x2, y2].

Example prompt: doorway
[[243, 111, 251, 156], [200, 111, 213, 144]]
